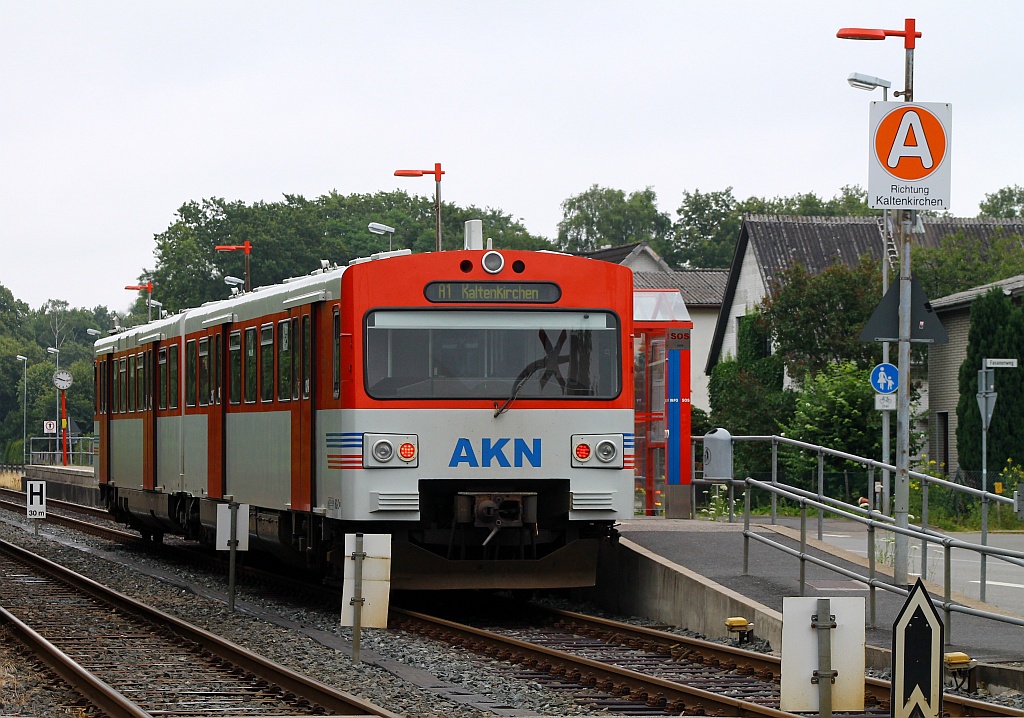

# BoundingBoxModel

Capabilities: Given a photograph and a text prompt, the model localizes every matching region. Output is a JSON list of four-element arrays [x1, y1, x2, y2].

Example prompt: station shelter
[[633, 289, 692, 518]]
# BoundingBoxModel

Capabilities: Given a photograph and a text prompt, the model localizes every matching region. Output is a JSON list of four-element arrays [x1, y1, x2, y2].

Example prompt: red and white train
[[94, 237, 634, 589]]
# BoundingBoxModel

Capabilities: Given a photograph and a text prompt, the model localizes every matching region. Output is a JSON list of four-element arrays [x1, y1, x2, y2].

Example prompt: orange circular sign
[[873, 105, 947, 181]]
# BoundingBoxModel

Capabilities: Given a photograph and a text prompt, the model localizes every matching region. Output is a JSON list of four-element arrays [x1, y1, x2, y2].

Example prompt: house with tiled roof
[[927, 274, 1024, 473], [706, 215, 1024, 375]]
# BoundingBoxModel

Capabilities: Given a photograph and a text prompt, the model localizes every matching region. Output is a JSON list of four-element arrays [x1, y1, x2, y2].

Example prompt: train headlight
[[571, 434, 624, 469], [481, 250, 505, 274], [372, 439, 395, 462], [363, 433, 419, 468], [398, 442, 417, 462], [595, 439, 618, 463]]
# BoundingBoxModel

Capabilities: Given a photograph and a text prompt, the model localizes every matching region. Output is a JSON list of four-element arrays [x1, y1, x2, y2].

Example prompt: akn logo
[[449, 438, 542, 468]]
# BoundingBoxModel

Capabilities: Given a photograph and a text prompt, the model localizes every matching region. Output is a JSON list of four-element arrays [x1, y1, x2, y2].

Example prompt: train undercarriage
[[101, 480, 618, 590]]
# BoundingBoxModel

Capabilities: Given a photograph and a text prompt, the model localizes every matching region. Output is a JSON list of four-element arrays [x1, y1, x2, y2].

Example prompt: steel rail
[[394, 607, 797, 718], [539, 606, 1024, 718], [0, 538, 399, 718]]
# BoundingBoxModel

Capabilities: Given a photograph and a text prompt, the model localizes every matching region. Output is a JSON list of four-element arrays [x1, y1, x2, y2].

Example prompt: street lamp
[[125, 281, 155, 322], [838, 17, 920, 586], [395, 163, 444, 252], [847, 72, 890, 98], [368, 222, 396, 251], [216, 240, 252, 292], [224, 276, 245, 296], [15, 355, 27, 465], [847, 71, 893, 515]]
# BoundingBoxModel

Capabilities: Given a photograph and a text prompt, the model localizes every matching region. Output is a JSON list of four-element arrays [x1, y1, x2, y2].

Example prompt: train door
[[140, 348, 157, 490], [287, 308, 315, 510], [95, 354, 112, 484], [205, 329, 226, 498]]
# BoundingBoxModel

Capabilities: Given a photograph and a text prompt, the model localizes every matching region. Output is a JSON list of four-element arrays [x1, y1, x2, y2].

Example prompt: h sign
[[26, 480, 46, 519]]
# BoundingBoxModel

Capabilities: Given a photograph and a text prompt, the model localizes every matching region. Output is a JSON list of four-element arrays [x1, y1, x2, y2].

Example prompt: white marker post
[[216, 502, 249, 611], [26, 480, 46, 535], [340, 533, 392, 665]]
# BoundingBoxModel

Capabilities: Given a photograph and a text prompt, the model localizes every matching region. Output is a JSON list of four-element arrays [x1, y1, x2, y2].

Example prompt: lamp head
[[16, 354, 27, 361], [86, 329, 101, 336], [224, 276, 245, 287], [47, 347, 59, 355], [368, 222, 395, 235], [847, 72, 891, 91]]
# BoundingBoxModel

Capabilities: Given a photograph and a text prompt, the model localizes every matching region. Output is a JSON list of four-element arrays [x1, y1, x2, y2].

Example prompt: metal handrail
[[740, 477, 1024, 640]]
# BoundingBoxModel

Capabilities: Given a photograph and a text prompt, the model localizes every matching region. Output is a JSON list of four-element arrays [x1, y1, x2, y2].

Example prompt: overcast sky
[[2, 1, 1020, 313]]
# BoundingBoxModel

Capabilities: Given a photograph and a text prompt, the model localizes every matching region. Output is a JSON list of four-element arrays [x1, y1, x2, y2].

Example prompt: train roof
[[93, 261, 352, 355]]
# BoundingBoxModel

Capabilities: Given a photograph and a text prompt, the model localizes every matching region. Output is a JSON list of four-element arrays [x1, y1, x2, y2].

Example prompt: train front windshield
[[365, 310, 620, 400]]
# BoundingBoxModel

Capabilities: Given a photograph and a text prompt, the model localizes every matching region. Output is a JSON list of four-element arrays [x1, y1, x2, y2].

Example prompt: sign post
[[976, 358, 1016, 601], [340, 533, 392, 665], [892, 579, 943, 718]]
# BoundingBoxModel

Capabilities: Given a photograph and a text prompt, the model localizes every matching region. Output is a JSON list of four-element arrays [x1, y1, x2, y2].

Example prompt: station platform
[[591, 517, 1024, 685]]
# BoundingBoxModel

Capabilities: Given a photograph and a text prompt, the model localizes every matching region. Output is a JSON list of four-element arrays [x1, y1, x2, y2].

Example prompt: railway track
[[6, 490, 1024, 717], [0, 538, 398, 718], [392, 605, 1024, 718]]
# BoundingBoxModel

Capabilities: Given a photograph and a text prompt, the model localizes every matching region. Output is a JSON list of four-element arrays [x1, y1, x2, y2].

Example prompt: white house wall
[[689, 306, 717, 412], [719, 245, 767, 361]]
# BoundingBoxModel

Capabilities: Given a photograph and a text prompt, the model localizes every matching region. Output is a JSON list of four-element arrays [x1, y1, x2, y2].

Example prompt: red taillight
[[399, 442, 417, 461], [574, 443, 592, 461]]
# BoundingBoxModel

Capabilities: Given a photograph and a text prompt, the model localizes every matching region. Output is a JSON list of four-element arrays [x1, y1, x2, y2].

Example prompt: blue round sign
[[870, 363, 898, 394]]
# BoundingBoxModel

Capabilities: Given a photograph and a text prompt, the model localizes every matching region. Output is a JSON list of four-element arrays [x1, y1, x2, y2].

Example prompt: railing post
[[921, 477, 930, 580], [743, 479, 751, 575], [817, 450, 825, 541], [728, 481, 735, 523], [800, 501, 808, 597], [944, 542, 953, 645], [771, 437, 779, 525], [867, 515, 876, 629]]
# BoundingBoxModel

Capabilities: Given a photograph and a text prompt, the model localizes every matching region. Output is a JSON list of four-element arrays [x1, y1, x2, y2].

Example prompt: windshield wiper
[[493, 361, 543, 418]]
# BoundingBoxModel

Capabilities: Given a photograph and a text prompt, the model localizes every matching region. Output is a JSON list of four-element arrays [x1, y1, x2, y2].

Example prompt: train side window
[[302, 314, 311, 399], [169, 344, 179, 410], [291, 317, 299, 400], [137, 353, 146, 411], [158, 349, 168, 410], [260, 323, 274, 403], [214, 333, 222, 405], [229, 331, 241, 405], [185, 339, 197, 407], [146, 351, 153, 410], [278, 319, 291, 402], [112, 359, 119, 414], [198, 337, 210, 407], [128, 353, 136, 412], [119, 357, 127, 413], [244, 327, 257, 404], [333, 307, 341, 399]]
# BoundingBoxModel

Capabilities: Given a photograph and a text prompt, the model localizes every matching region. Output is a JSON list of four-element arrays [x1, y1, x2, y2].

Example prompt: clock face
[[53, 369, 73, 391]]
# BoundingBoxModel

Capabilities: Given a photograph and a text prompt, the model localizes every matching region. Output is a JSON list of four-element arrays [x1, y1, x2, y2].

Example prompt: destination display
[[424, 281, 561, 303]]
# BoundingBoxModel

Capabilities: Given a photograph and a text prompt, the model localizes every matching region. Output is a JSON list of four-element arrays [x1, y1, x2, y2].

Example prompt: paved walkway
[[617, 516, 1024, 664]]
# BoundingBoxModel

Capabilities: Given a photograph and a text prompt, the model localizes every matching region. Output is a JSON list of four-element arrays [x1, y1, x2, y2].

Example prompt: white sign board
[[875, 394, 897, 411], [26, 480, 46, 519], [869, 102, 952, 211], [986, 358, 1018, 368], [43, 420, 57, 434], [780, 596, 865, 713], [215, 503, 250, 551], [340, 533, 392, 629]]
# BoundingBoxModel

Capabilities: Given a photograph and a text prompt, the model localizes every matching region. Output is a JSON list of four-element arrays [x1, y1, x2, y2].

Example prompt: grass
[[0, 471, 23, 490]]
